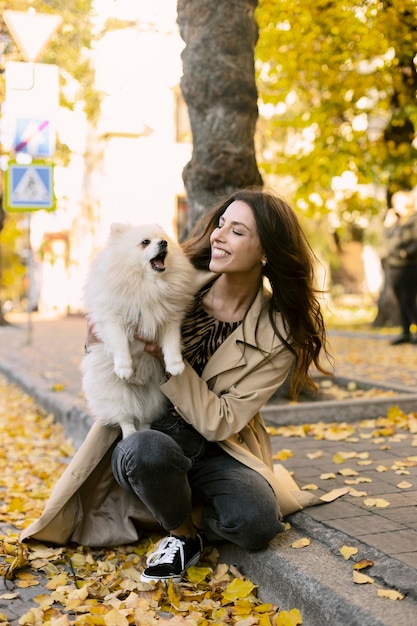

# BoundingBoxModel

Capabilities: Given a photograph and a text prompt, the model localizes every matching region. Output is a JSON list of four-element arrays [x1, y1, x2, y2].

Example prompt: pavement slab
[[1, 313, 417, 625]]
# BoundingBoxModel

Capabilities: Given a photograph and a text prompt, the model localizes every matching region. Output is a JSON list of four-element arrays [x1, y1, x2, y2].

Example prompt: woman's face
[[209, 200, 265, 276]]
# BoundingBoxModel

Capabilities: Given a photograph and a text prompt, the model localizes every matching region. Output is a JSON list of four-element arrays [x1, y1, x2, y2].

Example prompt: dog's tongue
[[153, 258, 165, 271], [151, 254, 166, 272]]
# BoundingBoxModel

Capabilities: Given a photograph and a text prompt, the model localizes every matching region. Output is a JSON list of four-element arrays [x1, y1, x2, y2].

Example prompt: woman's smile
[[211, 246, 229, 259]]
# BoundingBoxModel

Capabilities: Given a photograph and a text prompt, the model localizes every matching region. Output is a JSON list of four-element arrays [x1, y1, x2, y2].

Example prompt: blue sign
[[5, 163, 55, 212], [13, 116, 55, 157]]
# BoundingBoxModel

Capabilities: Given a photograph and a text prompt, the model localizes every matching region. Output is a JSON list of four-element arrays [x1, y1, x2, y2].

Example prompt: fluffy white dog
[[81, 222, 196, 439]]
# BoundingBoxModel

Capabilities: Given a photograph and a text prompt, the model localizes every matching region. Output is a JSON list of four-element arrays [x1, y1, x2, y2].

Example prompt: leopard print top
[[181, 286, 242, 376]]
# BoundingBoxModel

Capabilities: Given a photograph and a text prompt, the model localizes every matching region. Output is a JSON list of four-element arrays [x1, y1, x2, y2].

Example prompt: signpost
[[2, 9, 62, 344]]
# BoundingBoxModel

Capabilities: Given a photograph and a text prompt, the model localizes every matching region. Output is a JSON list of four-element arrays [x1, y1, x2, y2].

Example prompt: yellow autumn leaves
[[0, 374, 303, 625], [268, 403, 416, 609], [269, 404, 417, 442], [0, 533, 302, 625], [339, 546, 404, 601], [285, 538, 404, 602], [270, 405, 416, 508], [0, 377, 74, 530]]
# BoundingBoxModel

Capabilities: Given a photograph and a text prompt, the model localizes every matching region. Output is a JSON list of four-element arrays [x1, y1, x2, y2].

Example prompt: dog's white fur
[[81, 222, 196, 438]]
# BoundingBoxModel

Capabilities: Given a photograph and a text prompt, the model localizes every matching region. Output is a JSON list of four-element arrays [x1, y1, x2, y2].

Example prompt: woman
[[21, 188, 331, 583]]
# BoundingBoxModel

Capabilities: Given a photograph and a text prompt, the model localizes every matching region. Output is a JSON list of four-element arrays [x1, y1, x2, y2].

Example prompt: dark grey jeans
[[111, 414, 284, 550]]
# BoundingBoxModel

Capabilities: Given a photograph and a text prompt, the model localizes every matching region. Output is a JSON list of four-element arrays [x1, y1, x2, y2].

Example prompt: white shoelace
[[146, 536, 185, 567]]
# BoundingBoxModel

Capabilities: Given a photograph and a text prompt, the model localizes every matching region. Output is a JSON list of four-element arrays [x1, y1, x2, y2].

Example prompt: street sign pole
[[2, 8, 62, 345], [25, 213, 33, 346]]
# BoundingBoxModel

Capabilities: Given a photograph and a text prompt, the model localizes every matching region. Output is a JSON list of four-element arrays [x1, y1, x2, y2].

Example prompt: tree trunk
[[177, 0, 263, 235]]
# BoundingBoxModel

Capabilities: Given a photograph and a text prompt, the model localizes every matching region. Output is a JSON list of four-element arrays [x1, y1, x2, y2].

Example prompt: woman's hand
[[134, 333, 165, 365]]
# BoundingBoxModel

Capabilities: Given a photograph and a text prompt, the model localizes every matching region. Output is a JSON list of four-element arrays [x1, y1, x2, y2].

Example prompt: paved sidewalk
[[1, 313, 417, 625]]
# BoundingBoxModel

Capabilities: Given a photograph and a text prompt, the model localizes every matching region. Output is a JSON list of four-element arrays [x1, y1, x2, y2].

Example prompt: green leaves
[[255, 0, 417, 217]]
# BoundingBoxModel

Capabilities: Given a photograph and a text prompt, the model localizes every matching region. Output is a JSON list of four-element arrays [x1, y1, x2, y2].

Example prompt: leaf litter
[[0, 375, 301, 625], [267, 402, 416, 604]]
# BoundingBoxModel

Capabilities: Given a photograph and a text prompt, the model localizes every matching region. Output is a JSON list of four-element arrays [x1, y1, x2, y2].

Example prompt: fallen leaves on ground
[[1, 534, 289, 625], [267, 405, 417, 443], [328, 333, 417, 389], [353, 559, 374, 571], [274, 608, 302, 625], [275, 377, 405, 406], [273, 449, 293, 461], [363, 498, 390, 508], [377, 589, 404, 601], [352, 571, 374, 585], [290, 538, 310, 549], [0, 375, 301, 624], [339, 546, 358, 560], [267, 405, 416, 508], [268, 403, 415, 606]]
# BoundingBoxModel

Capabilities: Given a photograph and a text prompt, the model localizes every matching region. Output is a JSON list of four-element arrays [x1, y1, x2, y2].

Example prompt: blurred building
[[29, 0, 191, 314]]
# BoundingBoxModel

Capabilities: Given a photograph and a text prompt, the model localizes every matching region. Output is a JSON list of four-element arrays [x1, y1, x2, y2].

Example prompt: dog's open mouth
[[150, 250, 167, 272]]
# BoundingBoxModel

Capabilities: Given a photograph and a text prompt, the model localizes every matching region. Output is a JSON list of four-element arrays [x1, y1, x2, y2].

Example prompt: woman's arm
[[160, 345, 294, 441]]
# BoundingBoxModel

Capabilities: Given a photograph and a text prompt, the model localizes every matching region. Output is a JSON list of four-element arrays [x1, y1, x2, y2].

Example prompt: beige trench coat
[[20, 272, 322, 547]]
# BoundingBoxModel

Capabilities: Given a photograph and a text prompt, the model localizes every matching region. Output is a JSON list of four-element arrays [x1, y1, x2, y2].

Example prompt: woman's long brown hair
[[182, 187, 332, 398]]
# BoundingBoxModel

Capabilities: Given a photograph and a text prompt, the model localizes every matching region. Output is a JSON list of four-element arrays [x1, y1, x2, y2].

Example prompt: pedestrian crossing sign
[[4, 162, 56, 212]]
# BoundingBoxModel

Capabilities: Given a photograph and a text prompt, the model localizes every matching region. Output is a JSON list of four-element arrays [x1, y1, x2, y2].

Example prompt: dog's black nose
[[159, 240, 168, 249]]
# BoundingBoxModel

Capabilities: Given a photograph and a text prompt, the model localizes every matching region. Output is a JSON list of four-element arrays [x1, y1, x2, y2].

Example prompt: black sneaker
[[140, 533, 203, 583]]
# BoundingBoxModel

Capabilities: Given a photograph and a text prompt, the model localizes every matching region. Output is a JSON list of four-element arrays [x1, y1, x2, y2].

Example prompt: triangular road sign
[[3, 10, 63, 63]]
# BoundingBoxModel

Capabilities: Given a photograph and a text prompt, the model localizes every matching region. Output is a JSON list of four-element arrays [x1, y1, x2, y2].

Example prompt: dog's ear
[[110, 223, 129, 237]]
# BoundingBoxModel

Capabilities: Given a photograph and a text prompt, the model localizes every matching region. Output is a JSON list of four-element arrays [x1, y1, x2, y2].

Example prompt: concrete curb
[[218, 524, 417, 626], [265, 376, 417, 425]]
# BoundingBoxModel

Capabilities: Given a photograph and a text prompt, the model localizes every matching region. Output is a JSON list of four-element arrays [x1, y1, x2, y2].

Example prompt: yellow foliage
[[222, 578, 257, 602], [352, 570, 374, 584], [103, 608, 129, 626], [274, 607, 303, 625], [363, 498, 390, 508], [273, 449, 293, 461], [291, 538, 310, 549], [377, 589, 404, 601], [320, 472, 336, 480], [185, 565, 212, 583], [353, 559, 374, 570], [306, 450, 322, 459], [338, 468, 358, 477], [397, 481, 412, 489], [348, 488, 368, 497], [339, 545, 358, 560]]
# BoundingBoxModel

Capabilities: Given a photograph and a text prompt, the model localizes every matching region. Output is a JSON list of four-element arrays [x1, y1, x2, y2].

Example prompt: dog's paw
[[165, 359, 185, 376], [114, 363, 134, 380]]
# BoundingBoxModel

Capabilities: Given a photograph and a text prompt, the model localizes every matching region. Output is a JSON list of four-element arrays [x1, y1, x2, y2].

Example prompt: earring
[[261, 259, 267, 266]]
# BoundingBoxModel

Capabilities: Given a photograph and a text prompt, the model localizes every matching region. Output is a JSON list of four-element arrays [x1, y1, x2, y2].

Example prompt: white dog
[[81, 222, 196, 439]]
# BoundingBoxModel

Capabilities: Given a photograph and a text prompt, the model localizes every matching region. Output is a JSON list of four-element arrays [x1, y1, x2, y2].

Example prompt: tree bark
[[177, 0, 262, 235]]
